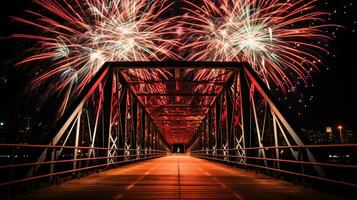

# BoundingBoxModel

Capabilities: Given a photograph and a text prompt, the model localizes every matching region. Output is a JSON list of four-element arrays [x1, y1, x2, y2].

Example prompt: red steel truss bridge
[[0, 61, 356, 199]]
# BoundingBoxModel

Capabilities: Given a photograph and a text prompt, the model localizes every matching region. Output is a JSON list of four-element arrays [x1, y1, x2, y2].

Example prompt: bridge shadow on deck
[[14, 155, 344, 200]]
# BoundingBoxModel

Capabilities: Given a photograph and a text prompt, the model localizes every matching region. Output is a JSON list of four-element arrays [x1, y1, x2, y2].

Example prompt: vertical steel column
[[103, 68, 114, 164], [216, 94, 222, 154], [140, 106, 145, 154], [146, 118, 153, 153], [272, 113, 280, 169], [151, 125, 154, 150], [131, 96, 137, 153], [201, 121, 203, 150], [222, 90, 228, 156], [202, 121, 206, 150], [239, 69, 254, 161], [73, 111, 81, 172], [208, 110, 213, 150], [201, 125, 204, 150], [226, 86, 235, 160], [205, 118, 208, 151], [197, 125, 201, 150], [152, 125, 156, 150], [118, 86, 128, 161], [155, 129, 159, 150], [153, 125, 157, 150], [197, 130, 200, 151]]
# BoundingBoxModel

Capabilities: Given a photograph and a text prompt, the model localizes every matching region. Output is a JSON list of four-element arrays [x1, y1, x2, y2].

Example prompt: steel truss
[[26, 64, 171, 179], [1, 61, 325, 187], [185, 63, 324, 177]]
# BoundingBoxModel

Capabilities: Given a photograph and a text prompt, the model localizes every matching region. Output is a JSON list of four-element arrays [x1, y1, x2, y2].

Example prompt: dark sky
[[0, 0, 356, 133], [290, 1, 357, 132]]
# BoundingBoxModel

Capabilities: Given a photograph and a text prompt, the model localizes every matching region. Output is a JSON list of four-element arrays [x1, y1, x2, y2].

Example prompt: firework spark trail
[[181, 0, 333, 91], [13, 0, 179, 114], [12, 0, 335, 115]]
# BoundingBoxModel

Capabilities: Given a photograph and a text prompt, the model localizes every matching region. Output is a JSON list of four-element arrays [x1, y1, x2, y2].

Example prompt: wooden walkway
[[15, 155, 343, 200]]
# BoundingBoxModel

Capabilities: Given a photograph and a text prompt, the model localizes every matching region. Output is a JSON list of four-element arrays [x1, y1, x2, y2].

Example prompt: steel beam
[[136, 93, 218, 97], [226, 86, 235, 159], [107, 61, 246, 70], [208, 109, 213, 149], [128, 80, 226, 85], [103, 69, 114, 164], [145, 105, 211, 108], [216, 94, 222, 150], [131, 95, 138, 151], [239, 68, 254, 161], [118, 86, 128, 161], [140, 105, 145, 151]]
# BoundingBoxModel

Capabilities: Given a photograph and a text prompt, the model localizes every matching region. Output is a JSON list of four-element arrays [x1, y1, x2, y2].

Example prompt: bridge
[[1, 61, 356, 199]]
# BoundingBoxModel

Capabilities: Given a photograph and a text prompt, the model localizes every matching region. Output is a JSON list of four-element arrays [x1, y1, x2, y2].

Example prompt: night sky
[[0, 0, 356, 134]]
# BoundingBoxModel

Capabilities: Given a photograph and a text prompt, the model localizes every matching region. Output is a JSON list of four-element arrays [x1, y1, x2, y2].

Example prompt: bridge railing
[[0, 143, 167, 188], [190, 143, 357, 188]]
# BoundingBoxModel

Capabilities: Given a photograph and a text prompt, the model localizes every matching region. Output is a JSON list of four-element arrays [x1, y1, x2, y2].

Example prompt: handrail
[[190, 143, 357, 151], [192, 153, 357, 169], [190, 144, 357, 189], [0, 143, 168, 188], [0, 151, 166, 170], [0, 143, 167, 151], [0, 153, 163, 187], [192, 154, 357, 188]]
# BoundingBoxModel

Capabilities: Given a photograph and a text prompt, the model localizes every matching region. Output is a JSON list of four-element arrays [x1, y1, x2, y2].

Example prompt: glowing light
[[241, 37, 260, 49], [181, 0, 333, 91], [90, 51, 103, 62], [13, 0, 179, 114], [269, 27, 273, 42], [11, 0, 336, 115]]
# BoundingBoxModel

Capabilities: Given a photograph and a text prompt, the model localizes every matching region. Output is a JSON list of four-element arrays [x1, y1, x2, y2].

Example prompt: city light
[[338, 125, 344, 144]]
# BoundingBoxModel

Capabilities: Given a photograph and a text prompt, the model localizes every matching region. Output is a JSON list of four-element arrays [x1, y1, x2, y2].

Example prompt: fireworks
[[181, 0, 332, 90], [13, 0, 179, 113], [11, 0, 333, 113]]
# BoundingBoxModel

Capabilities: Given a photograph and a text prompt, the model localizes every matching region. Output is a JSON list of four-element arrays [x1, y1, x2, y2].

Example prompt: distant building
[[302, 127, 355, 144], [302, 129, 328, 144], [20, 117, 32, 135], [344, 129, 355, 143], [0, 117, 32, 143]]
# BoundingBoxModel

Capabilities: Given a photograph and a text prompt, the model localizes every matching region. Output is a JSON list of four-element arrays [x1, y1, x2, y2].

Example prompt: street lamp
[[338, 125, 343, 144]]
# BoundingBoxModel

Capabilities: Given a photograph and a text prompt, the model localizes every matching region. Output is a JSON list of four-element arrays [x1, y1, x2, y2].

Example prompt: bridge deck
[[15, 155, 341, 200]]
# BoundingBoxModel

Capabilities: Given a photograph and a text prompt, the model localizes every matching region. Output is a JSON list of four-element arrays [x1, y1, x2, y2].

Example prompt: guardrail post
[[73, 110, 81, 176], [299, 147, 306, 187], [7, 148, 15, 197], [49, 145, 55, 182]]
